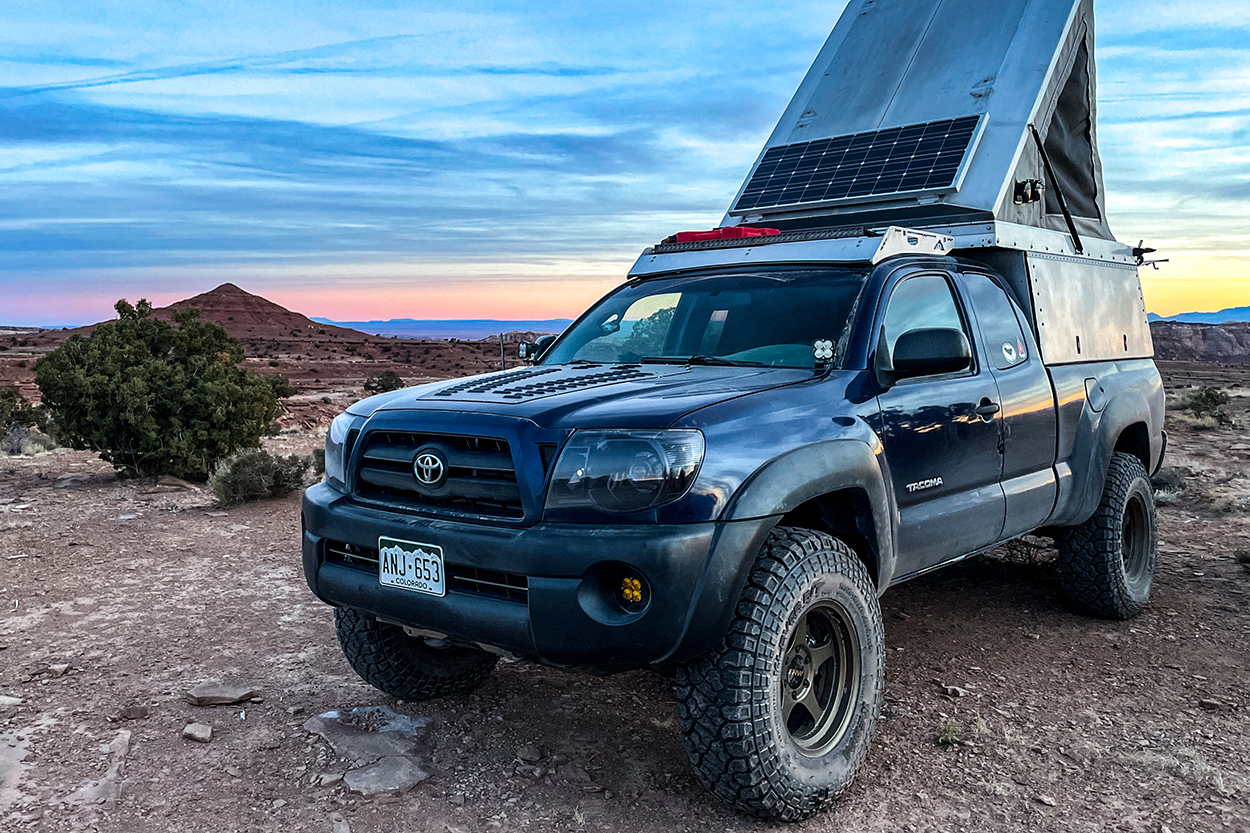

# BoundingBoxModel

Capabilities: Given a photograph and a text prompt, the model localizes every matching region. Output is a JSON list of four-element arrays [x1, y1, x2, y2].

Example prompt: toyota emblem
[[413, 450, 447, 487]]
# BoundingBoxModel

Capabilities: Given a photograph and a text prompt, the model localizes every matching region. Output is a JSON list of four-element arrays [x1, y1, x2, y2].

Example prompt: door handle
[[975, 398, 1001, 419]]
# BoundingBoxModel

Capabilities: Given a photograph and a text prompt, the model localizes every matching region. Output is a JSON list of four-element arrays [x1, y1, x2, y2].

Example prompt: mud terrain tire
[[1057, 452, 1158, 620], [675, 528, 884, 822], [335, 608, 497, 700]]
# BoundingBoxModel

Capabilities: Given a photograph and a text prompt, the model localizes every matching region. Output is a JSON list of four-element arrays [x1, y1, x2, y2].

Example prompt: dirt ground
[[1, 369, 1249, 833]]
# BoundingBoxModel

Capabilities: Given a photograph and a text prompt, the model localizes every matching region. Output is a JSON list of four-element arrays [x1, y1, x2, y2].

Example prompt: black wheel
[[1056, 452, 1158, 620], [675, 528, 884, 821], [334, 607, 497, 701]]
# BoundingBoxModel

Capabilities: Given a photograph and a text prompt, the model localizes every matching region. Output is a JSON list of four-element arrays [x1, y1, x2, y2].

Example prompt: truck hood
[[349, 363, 814, 429]]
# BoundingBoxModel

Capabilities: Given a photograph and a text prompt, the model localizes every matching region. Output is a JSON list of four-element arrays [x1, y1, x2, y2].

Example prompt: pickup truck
[[301, 225, 1164, 820], [302, 0, 1165, 817]]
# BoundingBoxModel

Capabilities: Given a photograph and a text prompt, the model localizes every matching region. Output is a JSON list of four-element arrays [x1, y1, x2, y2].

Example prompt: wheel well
[[778, 489, 879, 586], [1114, 422, 1151, 471]]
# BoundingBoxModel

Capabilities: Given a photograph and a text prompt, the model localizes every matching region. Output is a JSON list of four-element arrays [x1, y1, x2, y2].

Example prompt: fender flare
[[721, 438, 897, 591], [1052, 388, 1151, 528]]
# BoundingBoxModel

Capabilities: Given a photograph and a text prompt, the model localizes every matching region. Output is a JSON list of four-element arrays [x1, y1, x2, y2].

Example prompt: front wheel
[[1056, 452, 1158, 620], [675, 528, 884, 822], [335, 608, 497, 701]]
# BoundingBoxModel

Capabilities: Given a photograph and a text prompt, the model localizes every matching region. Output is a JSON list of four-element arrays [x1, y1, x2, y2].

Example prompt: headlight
[[545, 430, 705, 514], [325, 413, 362, 492]]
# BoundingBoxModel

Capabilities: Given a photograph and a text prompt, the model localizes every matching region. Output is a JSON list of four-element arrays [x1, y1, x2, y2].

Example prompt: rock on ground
[[183, 683, 260, 707], [342, 756, 429, 798], [182, 724, 212, 743]]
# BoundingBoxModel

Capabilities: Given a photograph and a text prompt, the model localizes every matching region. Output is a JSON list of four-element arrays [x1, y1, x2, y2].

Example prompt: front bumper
[[301, 483, 775, 667]]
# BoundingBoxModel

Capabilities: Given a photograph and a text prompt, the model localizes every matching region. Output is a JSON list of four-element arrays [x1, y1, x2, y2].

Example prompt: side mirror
[[888, 328, 971, 381], [518, 334, 557, 363]]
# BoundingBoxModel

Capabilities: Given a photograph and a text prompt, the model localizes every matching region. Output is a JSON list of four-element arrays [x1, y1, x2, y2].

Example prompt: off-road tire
[[675, 528, 884, 822], [1056, 452, 1158, 620], [335, 607, 497, 700]]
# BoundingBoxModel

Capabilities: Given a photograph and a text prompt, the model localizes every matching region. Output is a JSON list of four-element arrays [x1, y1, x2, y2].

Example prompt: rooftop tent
[[724, 0, 1115, 242]]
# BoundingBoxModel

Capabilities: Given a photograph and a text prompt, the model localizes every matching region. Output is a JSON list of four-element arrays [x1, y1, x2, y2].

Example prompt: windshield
[[542, 267, 869, 369]]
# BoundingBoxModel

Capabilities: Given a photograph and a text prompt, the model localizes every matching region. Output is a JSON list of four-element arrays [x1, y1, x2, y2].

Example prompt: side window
[[881, 274, 969, 360], [963, 274, 1029, 370]]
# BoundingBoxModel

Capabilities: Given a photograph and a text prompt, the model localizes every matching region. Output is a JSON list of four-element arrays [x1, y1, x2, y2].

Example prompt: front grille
[[354, 431, 524, 520], [324, 541, 529, 604], [447, 566, 529, 603], [326, 540, 377, 569]]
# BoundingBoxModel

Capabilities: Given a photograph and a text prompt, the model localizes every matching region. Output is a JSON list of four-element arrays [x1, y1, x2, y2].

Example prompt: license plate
[[378, 537, 446, 597]]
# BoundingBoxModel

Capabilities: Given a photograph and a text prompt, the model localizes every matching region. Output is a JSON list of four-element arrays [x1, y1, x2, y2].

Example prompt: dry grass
[[936, 718, 962, 747], [1115, 748, 1247, 798]]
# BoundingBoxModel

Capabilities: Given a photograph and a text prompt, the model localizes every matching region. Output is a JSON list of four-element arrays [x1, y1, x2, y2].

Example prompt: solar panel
[[733, 115, 982, 213]]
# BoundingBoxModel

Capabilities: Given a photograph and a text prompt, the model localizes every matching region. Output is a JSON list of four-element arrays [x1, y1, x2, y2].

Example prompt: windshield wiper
[[641, 355, 764, 367]]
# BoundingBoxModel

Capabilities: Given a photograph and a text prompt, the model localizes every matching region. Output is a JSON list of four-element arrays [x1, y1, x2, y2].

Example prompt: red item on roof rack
[[663, 227, 781, 245]]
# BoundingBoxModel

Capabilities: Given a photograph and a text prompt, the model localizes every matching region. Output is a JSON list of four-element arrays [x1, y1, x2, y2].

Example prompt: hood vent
[[429, 365, 654, 402]]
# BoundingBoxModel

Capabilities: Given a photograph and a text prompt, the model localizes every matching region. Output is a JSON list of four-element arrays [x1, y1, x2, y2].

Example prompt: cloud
[[0, 0, 1246, 323]]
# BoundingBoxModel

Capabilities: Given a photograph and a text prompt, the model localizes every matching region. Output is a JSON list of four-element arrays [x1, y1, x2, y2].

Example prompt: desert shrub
[[1151, 466, 1185, 492], [1, 424, 58, 456], [363, 370, 405, 393], [265, 374, 297, 399], [35, 300, 280, 480], [208, 449, 310, 507], [1210, 495, 1250, 517], [311, 447, 326, 476], [0, 385, 44, 431], [1183, 387, 1231, 424]]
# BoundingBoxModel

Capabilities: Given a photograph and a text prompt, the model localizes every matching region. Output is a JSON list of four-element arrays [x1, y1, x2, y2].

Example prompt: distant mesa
[[1151, 320, 1250, 365], [1149, 305, 1250, 364]]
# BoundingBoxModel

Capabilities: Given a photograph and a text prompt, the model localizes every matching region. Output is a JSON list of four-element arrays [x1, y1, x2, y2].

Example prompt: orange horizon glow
[[1140, 254, 1250, 318], [4, 253, 1247, 329]]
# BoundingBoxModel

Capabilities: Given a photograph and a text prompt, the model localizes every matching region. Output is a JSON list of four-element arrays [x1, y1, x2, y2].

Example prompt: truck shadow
[[427, 551, 1075, 829]]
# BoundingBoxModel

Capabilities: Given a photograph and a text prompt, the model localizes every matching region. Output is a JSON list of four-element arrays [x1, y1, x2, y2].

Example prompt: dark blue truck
[[301, 0, 1165, 820]]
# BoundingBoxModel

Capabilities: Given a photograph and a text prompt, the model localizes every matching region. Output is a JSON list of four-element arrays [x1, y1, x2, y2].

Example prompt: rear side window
[[964, 273, 1029, 370]]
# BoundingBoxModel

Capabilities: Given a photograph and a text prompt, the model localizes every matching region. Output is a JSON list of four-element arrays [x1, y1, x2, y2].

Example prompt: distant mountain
[[313, 318, 572, 340], [1148, 306, 1250, 324], [25, 283, 392, 354], [163, 283, 372, 341]]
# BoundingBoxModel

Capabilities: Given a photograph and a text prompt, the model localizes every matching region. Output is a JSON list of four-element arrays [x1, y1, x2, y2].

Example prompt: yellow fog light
[[616, 572, 648, 612]]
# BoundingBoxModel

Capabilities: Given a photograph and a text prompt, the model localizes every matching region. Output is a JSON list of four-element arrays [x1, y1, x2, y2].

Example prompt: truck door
[[875, 272, 1006, 576], [959, 271, 1058, 539]]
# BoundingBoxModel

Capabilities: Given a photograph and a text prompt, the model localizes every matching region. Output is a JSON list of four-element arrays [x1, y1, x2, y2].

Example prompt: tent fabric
[[722, 0, 1120, 243], [1043, 40, 1100, 220]]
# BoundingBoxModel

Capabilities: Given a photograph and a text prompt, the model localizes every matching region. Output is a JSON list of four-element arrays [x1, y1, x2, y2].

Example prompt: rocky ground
[[1, 374, 1249, 833]]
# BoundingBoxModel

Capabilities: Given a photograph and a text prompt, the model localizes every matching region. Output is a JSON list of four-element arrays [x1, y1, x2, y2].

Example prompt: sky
[[0, 0, 1247, 326]]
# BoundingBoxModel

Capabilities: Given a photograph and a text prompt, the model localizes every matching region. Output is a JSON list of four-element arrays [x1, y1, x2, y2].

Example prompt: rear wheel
[[1056, 452, 1158, 619], [675, 528, 884, 821], [335, 608, 497, 700]]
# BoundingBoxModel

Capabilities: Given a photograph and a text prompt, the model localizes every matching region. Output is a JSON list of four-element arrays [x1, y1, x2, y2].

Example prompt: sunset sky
[[1, 0, 1247, 326]]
